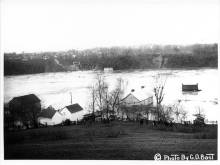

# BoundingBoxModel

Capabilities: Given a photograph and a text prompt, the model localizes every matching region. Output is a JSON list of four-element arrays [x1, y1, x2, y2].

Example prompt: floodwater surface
[[4, 68, 218, 122]]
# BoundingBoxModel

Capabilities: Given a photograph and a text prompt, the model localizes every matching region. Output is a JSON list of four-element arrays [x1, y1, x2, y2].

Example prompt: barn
[[9, 94, 41, 128]]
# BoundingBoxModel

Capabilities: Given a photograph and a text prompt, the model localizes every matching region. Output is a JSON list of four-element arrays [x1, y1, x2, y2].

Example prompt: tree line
[[4, 43, 218, 75]]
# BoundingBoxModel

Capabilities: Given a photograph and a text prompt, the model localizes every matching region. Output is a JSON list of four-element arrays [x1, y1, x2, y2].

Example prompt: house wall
[[138, 97, 153, 106], [60, 108, 84, 122], [60, 108, 72, 120], [148, 113, 157, 121], [70, 110, 84, 121], [38, 112, 64, 125], [53, 112, 65, 124], [121, 94, 140, 106], [38, 118, 54, 125], [118, 105, 157, 121]]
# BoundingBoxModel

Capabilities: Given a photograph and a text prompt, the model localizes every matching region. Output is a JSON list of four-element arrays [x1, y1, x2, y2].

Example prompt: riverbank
[[4, 66, 218, 77], [4, 122, 217, 160]]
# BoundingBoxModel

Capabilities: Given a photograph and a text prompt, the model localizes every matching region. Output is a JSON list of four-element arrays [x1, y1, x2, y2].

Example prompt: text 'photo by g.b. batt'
[[2, 0, 219, 162]]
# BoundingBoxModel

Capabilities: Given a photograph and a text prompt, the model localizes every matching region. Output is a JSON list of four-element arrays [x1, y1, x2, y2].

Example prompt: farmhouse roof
[[10, 94, 40, 105], [121, 93, 140, 102], [132, 90, 153, 101], [65, 103, 83, 113], [121, 89, 153, 102], [38, 108, 56, 119]]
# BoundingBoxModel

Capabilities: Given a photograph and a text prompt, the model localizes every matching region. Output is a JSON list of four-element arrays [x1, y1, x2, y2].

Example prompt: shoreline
[[4, 67, 218, 77]]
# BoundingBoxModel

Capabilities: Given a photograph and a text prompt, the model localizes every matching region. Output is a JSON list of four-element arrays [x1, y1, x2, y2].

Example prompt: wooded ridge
[[4, 44, 218, 75]]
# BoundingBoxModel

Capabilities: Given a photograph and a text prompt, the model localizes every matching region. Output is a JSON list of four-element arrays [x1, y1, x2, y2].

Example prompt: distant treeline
[[4, 44, 218, 75]]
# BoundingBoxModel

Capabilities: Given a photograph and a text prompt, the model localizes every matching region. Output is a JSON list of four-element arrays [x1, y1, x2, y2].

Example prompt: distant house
[[59, 103, 84, 122], [182, 83, 200, 92], [38, 106, 64, 125], [67, 61, 80, 71], [9, 94, 41, 128], [104, 67, 113, 72]]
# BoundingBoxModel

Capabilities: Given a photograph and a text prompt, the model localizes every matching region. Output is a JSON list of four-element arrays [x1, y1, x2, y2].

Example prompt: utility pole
[[70, 92, 72, 104]]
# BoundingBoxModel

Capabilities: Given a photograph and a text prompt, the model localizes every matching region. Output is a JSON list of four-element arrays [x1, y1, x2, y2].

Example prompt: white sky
[[1, 0, 220, 53]]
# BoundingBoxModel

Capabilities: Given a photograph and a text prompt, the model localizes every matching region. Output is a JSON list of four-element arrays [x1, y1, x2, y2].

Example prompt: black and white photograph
[[0, 0, 219, 162]]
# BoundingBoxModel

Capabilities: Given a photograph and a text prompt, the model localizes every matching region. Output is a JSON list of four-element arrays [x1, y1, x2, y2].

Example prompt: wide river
[[4, 68, 219, 122]]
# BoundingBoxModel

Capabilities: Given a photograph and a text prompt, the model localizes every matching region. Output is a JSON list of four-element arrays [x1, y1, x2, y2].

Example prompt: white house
[[59, 103, 84, 122], [38, 107, 64, 125]]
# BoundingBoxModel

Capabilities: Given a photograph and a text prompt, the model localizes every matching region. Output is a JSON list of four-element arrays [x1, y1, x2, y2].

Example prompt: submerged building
[[182, 83, 200, 92]]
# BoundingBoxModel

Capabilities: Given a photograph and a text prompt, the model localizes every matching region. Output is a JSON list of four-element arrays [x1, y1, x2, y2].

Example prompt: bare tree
[[88, 74, 127, 121], [87, 85, 97, 121], [193, 106, 205, 125], [94, 74, 108, 112], [180, 109, 188, 123], [109, 78, 126, 116], [153, 73, 167, 121], [159, 105, 174, 122], [170, 100, 188, 123], [172, 103, 181, 123]]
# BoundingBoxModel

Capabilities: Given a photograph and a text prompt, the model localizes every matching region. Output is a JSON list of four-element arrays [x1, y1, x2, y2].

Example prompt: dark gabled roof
[[38, 108, 56, 119], [10, 94, 40, 105], [65, 103, 83, 113]]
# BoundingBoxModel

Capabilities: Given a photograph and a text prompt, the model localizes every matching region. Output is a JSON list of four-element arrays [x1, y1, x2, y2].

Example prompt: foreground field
[[4, 122, 217, 160]]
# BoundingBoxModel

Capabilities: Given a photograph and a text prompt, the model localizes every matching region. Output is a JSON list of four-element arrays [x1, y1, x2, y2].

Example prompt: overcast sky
[[1, 0, 220, 53]]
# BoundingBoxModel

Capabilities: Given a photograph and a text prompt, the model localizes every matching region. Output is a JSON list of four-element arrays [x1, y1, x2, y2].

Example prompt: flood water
[[4, 68, 219, 122]]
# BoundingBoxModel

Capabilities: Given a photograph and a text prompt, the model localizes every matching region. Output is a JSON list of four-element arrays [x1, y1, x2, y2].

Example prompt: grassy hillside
[[4, 122, 217, 160]]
